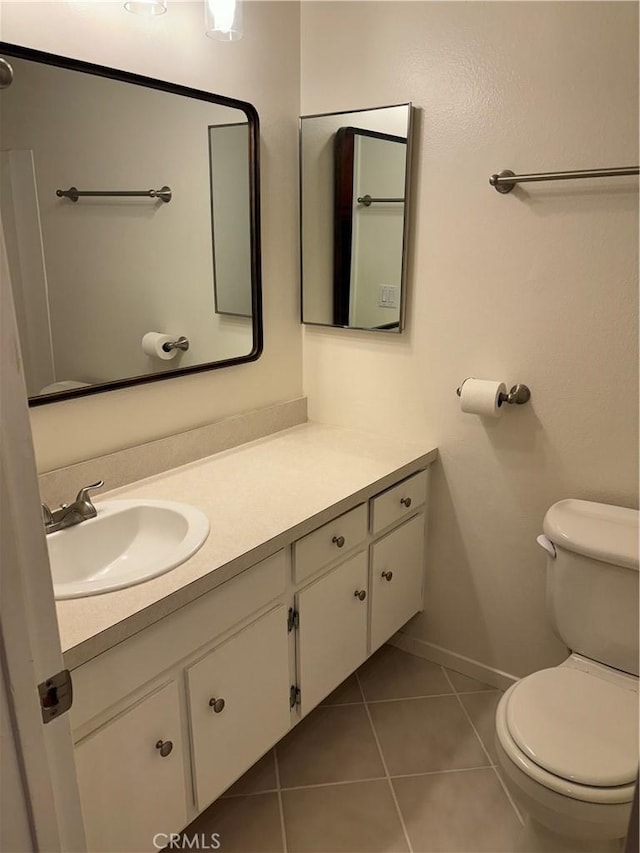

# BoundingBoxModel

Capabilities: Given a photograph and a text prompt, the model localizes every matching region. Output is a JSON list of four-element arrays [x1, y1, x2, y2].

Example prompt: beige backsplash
[[39, 397, 307, 507]]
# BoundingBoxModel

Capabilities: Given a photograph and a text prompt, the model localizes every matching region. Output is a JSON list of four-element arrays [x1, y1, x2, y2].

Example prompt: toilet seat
[[506, 668, 638, 787], [496, 670, 638, 805]]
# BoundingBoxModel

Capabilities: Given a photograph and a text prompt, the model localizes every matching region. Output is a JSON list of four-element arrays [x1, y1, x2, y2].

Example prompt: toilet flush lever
[[536, 534, 556, 558]]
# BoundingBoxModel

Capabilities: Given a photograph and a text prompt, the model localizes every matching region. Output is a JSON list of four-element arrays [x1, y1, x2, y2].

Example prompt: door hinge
[[289, 685, 301, 709], [287, 607, 299, 632], [38, 669, 73, 724]]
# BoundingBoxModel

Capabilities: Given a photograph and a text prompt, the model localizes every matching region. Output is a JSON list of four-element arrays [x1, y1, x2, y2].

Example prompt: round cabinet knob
[[332, 535, 345, 548], [400, 497, 412, 508], [209, 697, 226, 714], [354, 589, 367, 601], [381, 570, 393, 582], [155, 739, 173, 757]]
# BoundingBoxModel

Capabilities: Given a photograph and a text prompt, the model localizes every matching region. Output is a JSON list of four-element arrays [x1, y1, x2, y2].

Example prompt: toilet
[[38, 379, 91, 395], [495, 499, 639, 848]]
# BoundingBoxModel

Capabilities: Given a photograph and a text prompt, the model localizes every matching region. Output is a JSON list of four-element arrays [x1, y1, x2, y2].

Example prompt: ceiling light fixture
[[205, 0, 242, 41], [124, 0, 168, 15]]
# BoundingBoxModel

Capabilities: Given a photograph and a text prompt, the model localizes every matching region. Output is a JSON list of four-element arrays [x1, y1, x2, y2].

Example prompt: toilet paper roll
[[142, 332, 178, 360], [459, 378, 507, 418]]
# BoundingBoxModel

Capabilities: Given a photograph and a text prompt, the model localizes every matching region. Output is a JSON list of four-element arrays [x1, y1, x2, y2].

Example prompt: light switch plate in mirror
[[299, 103, 414, 333], [0, 43, 263, 405]]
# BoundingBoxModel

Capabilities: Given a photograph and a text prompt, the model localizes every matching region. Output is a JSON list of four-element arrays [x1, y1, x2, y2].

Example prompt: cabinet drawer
[[187, 606, 291, 810], [294, 503, 368, 584], [370, 513, 425, 653], [370, 469, 429, 535], [296, 551, 368, 715], [75, 680, 187, 853]]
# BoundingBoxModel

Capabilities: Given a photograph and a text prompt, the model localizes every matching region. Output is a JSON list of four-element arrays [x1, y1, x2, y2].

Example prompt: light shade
[[124, 0, 167, 15], [205, 0, 242, 41]]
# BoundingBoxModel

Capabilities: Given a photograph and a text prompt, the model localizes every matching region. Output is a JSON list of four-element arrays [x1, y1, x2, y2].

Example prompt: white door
[[0, 218, 86, 851]]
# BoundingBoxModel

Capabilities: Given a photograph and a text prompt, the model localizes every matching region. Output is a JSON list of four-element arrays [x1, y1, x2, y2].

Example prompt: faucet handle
[[74, 480, 104, 504]]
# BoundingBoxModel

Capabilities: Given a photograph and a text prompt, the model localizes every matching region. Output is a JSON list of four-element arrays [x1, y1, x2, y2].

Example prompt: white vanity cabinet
[[69, 461, 431, 852], [187, 605, 291, 809], [74, 680, 187, 853]]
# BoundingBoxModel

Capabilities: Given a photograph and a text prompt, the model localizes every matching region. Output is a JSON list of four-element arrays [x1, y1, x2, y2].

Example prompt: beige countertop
[[58, 422, 437, 669]]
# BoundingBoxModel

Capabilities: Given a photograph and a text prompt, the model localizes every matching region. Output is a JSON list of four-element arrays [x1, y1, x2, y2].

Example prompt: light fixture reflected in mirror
[[124, 0, 167, 15], [205, 0, 242, 41]]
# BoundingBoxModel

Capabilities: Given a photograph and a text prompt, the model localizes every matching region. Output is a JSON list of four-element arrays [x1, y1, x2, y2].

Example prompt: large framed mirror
[[0, 43, 262, 406], [299, 103, 413, 332]]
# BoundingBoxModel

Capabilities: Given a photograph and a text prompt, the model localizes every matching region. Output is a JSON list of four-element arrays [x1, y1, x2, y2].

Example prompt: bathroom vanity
[[55, 423, 436, 852]]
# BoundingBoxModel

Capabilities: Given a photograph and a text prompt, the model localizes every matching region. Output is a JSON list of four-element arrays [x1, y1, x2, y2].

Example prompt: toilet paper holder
[[162, 336, 189, 353], [456, 380, 531, 406]]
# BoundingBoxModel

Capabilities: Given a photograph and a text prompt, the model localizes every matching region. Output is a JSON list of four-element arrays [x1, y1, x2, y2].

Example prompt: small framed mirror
[[0, 43, 262, 405], [299, 103, 413, 332]]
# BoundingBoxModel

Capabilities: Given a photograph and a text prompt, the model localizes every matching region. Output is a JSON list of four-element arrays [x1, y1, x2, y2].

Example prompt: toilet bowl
[[496, 655, 638, 841], [495, 499, 639, 846], [38, 379, 91, 394]]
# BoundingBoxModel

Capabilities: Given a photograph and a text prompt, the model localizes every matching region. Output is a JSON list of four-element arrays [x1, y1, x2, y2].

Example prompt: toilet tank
[[541, 499, 639, 676]]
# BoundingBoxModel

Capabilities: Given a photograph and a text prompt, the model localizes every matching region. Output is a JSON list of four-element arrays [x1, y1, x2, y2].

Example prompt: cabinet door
[[75, 680, 187, 853], [187, 606, 290, 810], [297, 551, 368, 716], [370, 513, 425, 653]]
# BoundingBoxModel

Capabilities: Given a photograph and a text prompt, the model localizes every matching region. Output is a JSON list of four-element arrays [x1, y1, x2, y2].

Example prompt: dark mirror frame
[[0, 42, 263, 407]]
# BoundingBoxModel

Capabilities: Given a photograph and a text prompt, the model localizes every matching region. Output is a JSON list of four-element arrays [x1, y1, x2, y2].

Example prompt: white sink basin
[[48, 500, 210, 600]]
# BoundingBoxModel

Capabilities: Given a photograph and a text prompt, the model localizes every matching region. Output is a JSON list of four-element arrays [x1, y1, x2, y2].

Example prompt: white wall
[[1, 0, 302, 472], [301, 1, 639, 678]]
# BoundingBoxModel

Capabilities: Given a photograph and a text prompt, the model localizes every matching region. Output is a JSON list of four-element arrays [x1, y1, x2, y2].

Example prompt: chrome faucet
[[42, 480, 104, 534]]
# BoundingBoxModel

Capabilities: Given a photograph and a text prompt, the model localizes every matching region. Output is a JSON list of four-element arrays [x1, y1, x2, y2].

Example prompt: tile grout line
[[280, 766, 499, 791], [221, 787, 280, 800], [322, 689, 498, 708], [356, 670, 414, 853], [221, 763, 505, 798], [272, 747, 289, 853], [440, 666, 525, 826]]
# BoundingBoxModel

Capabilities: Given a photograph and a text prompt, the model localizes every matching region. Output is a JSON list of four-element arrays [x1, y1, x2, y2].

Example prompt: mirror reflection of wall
[[300, 103, 413, 332], [0, 47, 261, 403], [209, 122, 252, 318]]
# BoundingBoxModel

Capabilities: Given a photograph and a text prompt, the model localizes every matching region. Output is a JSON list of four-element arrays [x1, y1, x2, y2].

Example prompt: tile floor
[[183, 645, 524, 852]]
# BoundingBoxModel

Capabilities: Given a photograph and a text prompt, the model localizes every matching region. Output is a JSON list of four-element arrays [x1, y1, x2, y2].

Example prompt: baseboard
[[390, 632, 518, 691]]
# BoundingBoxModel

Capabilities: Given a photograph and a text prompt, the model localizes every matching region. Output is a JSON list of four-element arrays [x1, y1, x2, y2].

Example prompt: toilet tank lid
[[543, 499, 639, 571]]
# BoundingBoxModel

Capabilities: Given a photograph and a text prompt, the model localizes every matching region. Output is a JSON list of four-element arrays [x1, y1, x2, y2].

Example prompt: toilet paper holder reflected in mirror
[[456, 380, 531, 406]]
